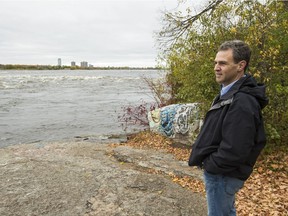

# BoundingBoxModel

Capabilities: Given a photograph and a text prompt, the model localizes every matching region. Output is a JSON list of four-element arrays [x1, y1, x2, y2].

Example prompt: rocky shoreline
[[0, 140, 206, 216]]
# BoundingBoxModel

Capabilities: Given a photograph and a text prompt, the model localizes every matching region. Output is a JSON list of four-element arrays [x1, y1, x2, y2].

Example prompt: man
[[188, 40, 268, 215]]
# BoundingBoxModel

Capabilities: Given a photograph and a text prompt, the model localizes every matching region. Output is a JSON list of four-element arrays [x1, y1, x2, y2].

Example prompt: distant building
[[80, 61, 88, 68], [71, 61, 76, 67], [58, 58, 62, 66], [89, 64, 93, 68]]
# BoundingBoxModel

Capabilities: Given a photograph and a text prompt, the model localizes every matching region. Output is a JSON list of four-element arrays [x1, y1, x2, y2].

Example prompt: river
[[0, 69, 165, 147]]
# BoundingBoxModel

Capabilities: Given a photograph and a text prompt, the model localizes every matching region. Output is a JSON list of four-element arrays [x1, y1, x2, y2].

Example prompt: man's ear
[[238, 60, 247, 72]]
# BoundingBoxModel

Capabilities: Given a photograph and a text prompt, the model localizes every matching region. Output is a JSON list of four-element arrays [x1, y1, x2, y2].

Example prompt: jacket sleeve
[[203, 93, 261, 174]]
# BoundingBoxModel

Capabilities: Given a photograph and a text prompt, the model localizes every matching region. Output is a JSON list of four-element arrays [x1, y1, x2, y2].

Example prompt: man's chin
[[215, 78, 223, 84]]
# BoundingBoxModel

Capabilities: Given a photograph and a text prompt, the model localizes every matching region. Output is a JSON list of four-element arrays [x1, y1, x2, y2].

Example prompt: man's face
[[214, 49, 245, 86]]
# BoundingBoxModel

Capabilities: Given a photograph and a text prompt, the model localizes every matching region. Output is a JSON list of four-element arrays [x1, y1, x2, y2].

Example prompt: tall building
[[71, 61, 76, 67], [80, 61, 88, 68], [58, 58, 62, 66]]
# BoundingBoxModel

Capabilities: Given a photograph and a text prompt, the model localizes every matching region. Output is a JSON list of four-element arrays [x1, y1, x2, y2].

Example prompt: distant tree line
[[0, 64, 161, 70]]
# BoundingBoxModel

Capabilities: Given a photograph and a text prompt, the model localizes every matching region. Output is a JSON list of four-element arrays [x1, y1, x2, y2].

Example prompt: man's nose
[[214, 64, 220, 71]]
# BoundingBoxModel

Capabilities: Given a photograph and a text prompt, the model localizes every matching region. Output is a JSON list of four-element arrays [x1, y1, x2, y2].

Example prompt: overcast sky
[[0, 0, 205, 67]]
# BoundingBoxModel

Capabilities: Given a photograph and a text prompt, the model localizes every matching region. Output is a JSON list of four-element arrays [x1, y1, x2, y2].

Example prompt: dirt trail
[[0, 141, 206, 216]]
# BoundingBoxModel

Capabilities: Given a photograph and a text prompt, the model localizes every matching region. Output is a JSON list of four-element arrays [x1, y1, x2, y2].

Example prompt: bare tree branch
[[158, 0, 224, 48]]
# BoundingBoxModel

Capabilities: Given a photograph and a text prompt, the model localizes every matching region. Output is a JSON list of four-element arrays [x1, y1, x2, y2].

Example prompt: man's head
[[219, 40, 251, 71], [214, 40, 251, 86]]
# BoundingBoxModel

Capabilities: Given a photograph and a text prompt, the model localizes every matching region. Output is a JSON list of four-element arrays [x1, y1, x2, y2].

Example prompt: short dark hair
[[219, 40, 251, 71]]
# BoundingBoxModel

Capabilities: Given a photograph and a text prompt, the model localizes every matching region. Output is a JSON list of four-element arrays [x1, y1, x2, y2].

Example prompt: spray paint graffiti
[[148, 103, 202, 141]]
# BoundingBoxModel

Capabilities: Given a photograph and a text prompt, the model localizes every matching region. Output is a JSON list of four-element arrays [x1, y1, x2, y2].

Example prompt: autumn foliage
[[125, 131, 288, 215], [158, 0, 288, 148]]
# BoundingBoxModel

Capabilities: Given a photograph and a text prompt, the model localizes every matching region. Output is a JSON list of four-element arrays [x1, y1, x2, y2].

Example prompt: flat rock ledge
[[0, 141, 206, 216]]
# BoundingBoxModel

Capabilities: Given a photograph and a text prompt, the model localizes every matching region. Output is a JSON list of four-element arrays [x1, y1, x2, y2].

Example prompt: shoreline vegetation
[[0, 64, 162, 70]]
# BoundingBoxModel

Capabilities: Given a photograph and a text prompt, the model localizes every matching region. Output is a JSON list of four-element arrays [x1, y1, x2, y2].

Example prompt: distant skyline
[[0, 0, 206, 67]]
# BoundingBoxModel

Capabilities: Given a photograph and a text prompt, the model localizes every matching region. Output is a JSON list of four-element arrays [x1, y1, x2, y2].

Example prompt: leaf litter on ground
[[121, 131, 288, 216]]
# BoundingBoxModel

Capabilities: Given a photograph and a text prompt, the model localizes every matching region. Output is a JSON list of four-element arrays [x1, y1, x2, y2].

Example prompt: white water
[[0, 69, 165, 147]]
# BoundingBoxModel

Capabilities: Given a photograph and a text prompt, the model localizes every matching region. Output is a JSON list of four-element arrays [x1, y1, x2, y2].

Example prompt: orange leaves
[[124, 131, 288, 215], [126, 131, 190, 161], [126, 131, 171, 149], [170, 174, 205, 195], [236, 152, 288, 215]]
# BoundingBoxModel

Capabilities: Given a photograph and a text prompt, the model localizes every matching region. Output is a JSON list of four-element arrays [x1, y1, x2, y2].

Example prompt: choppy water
[[0, 69, 164, 147]]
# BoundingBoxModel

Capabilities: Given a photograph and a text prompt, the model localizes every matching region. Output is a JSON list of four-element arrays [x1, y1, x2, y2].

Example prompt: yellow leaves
[[230, 27, 237, 34], [253, 70, 261, 78], [260, 46, 281, 59]]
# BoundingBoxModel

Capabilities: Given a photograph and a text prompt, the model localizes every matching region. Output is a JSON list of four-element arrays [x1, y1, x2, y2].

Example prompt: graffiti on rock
[[148, 103, 203, 142]]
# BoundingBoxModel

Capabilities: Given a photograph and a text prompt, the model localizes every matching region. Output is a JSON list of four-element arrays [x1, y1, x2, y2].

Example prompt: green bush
[[158, 0, 288, 147]]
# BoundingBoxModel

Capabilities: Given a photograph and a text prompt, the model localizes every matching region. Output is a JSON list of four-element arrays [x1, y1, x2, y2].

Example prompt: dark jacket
[[188, 74, 268, 181]]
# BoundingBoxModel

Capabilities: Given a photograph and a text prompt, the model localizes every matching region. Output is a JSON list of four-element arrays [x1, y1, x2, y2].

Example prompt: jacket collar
[[219, 74, 250, 100], [209, 74, 251, 111]]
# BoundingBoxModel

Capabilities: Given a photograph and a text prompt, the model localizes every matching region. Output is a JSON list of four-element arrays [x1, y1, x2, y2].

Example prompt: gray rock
[[0, 141, 206, 216]]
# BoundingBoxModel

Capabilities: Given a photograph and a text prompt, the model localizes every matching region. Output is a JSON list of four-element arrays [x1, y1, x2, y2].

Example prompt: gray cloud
[[0, 0, 202, 67]]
